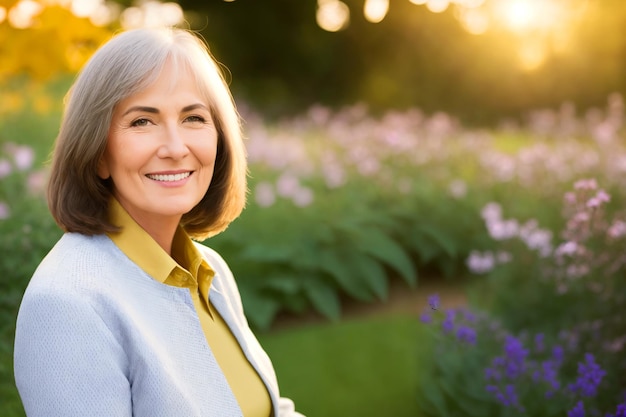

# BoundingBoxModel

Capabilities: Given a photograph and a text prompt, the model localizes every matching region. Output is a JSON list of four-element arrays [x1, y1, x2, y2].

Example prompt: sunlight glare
[[364, 0, 389, 23], [89, 2, 119, 26], [38, 0, 69, 6], [7, 0, 43, 28], [120, 1, 183, 29], [518, 41, 545, 71], [409, 0, 427, 4], [158, 2, 184, 26], [70, 0, 101, 18], [492, 0, 569, 34], [499, 0, 535, 31], [317, 0, 350, 32], [0, 7, 6, 24], [426, 0, 450, 13], [457, 8, 489, 34], [120, 6, 142, 28], [455, 0, 486, 7]]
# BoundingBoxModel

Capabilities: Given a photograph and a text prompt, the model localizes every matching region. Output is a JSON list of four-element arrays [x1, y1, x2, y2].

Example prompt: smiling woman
[[13, 27, 305, 417]]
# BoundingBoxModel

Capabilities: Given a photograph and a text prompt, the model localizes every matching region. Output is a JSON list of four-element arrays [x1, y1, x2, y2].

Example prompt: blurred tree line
[[172, 0, 626, 125], [2, 0, 624, 125]]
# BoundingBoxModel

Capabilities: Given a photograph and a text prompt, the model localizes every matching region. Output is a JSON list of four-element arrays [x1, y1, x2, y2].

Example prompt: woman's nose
[[157, 125, 190, 159]]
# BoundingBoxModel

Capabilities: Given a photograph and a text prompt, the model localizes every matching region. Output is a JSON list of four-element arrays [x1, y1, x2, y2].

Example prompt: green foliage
[[0, 153, 60, 417], [206, 178, 485, 329]]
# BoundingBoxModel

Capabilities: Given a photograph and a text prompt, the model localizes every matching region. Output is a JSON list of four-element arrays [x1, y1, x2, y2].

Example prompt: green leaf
[[263, 274, 301, 295], [347, 251, 389, 301], [406, 232, 441, 263], [418, 223, 458, 258], [239, 287, 281, 331], [302, 277, 341, 321], [350, 227, 417, 288], [318, 249, 375, 302], [239, 244, 295, 263]]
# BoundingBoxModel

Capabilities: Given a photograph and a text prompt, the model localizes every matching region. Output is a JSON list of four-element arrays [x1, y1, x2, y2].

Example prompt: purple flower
[[461, 308, 477, 323], [419, 312, 432, 324], [538, 359, 561, 397], [534, 333, 545, 353], [485, 335, 529, 392], [568, 353, 606, 398], [456, 325, 477, 345], [486, 384, 523, 411], [485, 366, 502, 382], [568, 401, 585, 417], [606, 403, 626, 417], [552, 345, 564, 366], [427, 293, 440, 310], [442, 310, 455, 334], [503, 335, 528, 379]]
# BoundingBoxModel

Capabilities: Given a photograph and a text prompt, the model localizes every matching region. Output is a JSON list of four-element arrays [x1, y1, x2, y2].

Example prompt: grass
[[1, 313, 429, 416], [259, 313, 429, 417]]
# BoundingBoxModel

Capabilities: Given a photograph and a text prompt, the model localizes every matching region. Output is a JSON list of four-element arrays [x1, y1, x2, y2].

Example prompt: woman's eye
[[185, 115, 206, 123], [130, 118, 151, 127]]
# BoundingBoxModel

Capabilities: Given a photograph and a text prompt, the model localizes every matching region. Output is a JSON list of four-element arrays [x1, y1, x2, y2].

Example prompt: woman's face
[[99, 60, 218, 232]]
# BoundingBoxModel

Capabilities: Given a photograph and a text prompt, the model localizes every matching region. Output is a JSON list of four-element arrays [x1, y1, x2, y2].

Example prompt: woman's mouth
[[146, 172, 192, 182]]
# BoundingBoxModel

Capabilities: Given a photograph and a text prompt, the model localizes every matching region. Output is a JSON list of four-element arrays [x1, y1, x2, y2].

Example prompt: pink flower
[[607, 220, 626, 239], [292, 187, 314, 207], [584, 189, 610, 209], [466, 251, 495, 274], [555, 241, 578, 257], [27, 170, 47, 195], [12, 145, 35, 171], [0, 202, 10, 220], [448, 179, 467, 199], [254, 182, 275, 208], [574, 178, 597, 191], [487, 219, 519, 241], [276, 173, 300, 198], [481, 202, 502, 222], [0, 159, 11, 178], [322, 163, 346, 189]]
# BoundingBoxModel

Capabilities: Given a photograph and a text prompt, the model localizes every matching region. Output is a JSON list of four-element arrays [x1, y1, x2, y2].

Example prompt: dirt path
[[272, 276, 469, 330]]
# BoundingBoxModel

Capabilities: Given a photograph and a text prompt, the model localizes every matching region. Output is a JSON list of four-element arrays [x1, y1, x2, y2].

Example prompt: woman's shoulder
[[27, 233, 132, 295]]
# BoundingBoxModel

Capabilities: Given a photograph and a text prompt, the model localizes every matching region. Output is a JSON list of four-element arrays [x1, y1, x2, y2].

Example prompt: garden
[[2, 0, 626, 415], [1, 74, 625, 415]]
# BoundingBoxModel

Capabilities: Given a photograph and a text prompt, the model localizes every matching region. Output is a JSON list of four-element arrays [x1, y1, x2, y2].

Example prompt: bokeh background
[[1, 1, 625, 416]]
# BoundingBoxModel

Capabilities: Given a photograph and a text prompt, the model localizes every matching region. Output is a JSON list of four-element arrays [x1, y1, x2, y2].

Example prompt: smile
[[146, 172, 192, 182]]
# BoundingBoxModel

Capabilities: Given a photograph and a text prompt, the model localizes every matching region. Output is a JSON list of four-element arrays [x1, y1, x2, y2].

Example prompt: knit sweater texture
[[14, 233, 299, 417]]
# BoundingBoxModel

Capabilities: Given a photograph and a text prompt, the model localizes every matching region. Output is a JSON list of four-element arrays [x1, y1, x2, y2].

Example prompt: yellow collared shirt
[[107, 198, 272, 417]]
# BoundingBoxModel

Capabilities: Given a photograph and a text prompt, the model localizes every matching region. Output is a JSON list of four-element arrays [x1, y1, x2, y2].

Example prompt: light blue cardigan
[[14, 233, 302, 417]]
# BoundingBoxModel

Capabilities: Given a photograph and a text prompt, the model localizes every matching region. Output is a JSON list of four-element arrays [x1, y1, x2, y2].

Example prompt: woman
[[14, 27, 304, 417]]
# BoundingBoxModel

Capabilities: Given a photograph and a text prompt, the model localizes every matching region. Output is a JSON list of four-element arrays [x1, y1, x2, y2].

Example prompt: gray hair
[[48, 27, 247, 239]]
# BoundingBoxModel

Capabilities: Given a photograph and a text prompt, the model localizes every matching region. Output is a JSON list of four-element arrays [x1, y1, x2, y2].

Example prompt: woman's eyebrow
[[122, 103, 209, 116], [122, 106, 159, 116], [181, 103, 209, 112]]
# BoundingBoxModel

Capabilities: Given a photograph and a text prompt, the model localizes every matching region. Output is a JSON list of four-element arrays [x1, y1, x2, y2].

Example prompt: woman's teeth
[[147, 172, 191, 182]]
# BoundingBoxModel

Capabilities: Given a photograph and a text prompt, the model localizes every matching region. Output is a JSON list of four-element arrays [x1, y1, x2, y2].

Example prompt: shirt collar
[[106, 197, 214, 285]]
